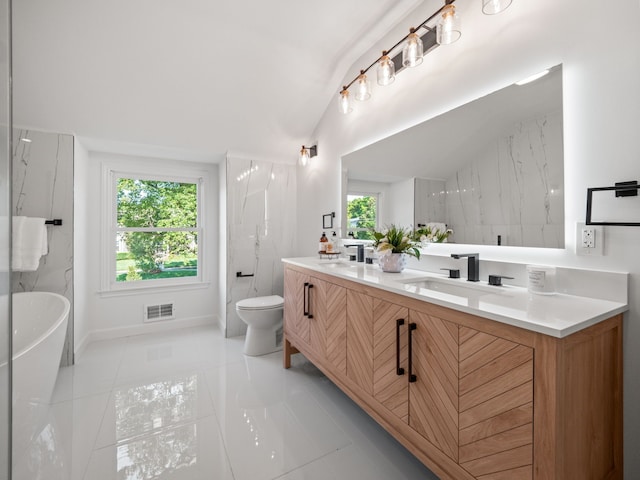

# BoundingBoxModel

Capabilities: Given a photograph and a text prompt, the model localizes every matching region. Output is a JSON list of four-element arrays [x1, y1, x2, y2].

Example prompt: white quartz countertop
[[282, 257, 629, 338]]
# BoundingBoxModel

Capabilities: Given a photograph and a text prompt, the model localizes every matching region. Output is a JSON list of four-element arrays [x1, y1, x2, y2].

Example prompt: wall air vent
[[144, 302, 175, 322]]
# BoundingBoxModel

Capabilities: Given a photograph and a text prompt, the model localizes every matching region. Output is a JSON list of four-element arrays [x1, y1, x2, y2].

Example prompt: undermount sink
[[318, 261, 359, 269], [400, 277, 498, 299]]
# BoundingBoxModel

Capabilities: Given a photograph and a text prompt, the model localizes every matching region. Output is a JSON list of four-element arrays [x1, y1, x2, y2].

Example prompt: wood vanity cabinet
[[283, 264, 622, 480], [283, 268, 347, 373]]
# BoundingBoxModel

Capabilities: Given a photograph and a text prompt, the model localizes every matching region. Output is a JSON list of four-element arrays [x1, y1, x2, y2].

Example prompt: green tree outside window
[[116, 178, 199, 282]]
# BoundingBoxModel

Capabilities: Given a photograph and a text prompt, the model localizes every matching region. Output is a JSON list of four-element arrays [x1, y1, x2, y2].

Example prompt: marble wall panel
[[12, 129, 74, 365], [414, 178, 446, 228], [0, 5, 10, 469], [225, 158, 296, 337], [444, 112, 563, 247]]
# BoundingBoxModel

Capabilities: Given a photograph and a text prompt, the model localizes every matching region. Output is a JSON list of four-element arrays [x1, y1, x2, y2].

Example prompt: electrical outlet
[[581, 228, 595, 248], [576, 222, 603, 256]]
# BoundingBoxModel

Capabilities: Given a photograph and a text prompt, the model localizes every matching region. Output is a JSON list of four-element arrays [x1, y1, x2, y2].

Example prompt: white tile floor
[[13, 326, 440, 480]]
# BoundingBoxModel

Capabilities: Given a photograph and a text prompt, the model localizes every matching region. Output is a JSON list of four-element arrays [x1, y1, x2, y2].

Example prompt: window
[[346, 193, 378, 240], [106, 170, 204, 290]]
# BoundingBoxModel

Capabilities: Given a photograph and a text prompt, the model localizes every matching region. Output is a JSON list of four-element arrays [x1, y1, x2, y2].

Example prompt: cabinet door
[[346, 289, 374, 395], [324, 282, 347, 376], [409, 309, 460, 462], [306, 275, 326, 357], [283, 268, 310, 344], [373, 299, 409, 423], [457, 327, 533, 479]]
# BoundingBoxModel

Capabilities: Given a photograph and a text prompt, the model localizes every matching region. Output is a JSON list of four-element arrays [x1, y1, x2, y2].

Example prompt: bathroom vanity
[[282, 258, 627, 480]]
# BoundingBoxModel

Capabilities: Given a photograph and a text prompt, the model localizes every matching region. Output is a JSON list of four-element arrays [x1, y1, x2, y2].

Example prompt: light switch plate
[[576, 222, 603, 256]]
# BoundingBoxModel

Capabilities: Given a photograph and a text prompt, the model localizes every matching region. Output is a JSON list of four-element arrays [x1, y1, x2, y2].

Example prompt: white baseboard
[[74, 331, 92, 358], [86, 314, 218, 345]]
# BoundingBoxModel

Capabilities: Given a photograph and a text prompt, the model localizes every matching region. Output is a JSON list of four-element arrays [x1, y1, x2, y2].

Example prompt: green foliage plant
[[117, 179, 197, 275], [125, 265, 142, 281], [412, 225, 453, 243], [371, 224, 421, 259]]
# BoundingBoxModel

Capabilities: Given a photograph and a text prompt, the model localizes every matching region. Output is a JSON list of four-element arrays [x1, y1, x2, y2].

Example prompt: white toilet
[[236, 295, 284, 356]]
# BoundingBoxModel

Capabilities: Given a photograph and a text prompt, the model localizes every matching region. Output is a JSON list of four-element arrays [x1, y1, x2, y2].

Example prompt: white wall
[[74, 150, 219, 345], [388, 178, 414, 227], [297, 0, 640, 476]]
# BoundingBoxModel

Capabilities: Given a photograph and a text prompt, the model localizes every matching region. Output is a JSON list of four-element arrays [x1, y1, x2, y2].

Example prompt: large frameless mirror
[[342, 64, 564, 248]]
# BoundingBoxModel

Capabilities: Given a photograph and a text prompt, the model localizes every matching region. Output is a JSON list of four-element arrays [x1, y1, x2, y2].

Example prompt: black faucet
[[451, 253, 480, 282], [344, 244, 365, 262]]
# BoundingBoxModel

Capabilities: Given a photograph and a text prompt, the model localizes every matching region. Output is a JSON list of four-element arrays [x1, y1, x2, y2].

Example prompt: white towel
[[12, 216, 47, 271]]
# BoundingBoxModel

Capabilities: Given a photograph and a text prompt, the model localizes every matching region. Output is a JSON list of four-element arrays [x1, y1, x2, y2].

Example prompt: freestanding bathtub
[[9, 291, 70, 458]]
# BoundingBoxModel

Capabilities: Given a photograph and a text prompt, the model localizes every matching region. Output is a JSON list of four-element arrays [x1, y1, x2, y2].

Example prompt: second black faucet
[[451, 253, 480, 282]]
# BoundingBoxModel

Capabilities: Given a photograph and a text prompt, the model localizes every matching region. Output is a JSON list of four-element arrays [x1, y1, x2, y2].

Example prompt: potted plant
[[413, 225, 453, 244], [371, 224, 421, 272]]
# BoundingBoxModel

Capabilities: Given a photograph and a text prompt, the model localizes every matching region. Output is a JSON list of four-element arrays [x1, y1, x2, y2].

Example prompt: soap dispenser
[[319, 232, 328, 253], [330, 231, 340, 253]]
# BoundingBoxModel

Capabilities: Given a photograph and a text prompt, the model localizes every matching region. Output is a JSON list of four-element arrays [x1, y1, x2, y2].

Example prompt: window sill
[[98, 281, 211, 298]]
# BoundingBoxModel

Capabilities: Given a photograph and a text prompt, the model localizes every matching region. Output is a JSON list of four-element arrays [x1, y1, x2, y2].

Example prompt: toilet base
[[243, 325, 282, 356]]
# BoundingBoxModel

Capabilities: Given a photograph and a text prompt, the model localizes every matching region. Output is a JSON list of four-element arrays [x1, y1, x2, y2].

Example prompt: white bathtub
[[8, 291, 70, 458]]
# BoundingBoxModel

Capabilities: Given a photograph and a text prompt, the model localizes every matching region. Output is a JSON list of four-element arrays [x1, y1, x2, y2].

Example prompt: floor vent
[[145, 303, 175, 322]]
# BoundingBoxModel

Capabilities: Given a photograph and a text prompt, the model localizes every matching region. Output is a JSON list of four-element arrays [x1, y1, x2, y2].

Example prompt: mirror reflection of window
[[346, 193, 378, 240]]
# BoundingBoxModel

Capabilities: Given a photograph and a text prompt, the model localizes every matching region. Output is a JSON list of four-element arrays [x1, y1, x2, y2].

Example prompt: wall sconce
[[338, 0, 513, 114], [299, 145, 318, 166]]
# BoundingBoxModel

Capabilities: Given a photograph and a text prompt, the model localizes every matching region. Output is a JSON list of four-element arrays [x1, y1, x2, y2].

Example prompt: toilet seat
[[236, 295, 284, 311]]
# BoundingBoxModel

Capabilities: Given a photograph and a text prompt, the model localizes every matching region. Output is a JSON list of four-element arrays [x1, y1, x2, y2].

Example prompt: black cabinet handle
[[408, 322, 417, 383], [307, 284, 314, 318], [303, 282, 314, 318], [396, 319, 405, 376]]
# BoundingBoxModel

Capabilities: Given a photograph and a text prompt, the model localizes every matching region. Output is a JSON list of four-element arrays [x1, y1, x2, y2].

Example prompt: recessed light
[[20, 138, 32, 143]]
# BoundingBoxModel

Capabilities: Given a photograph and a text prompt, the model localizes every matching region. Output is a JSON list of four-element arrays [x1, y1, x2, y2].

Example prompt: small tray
[[318, 251, 341, 259]]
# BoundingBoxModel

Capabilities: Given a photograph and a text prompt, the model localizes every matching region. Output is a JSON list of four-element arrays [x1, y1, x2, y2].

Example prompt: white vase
[[378, 253, 407, 273]]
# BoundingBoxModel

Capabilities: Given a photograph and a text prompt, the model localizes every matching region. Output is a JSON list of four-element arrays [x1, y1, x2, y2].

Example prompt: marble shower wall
[[444, 112, 564, 247], [226, 157, 296, 337], [414, 178, 446, 227], [12, 129, 74, 365]]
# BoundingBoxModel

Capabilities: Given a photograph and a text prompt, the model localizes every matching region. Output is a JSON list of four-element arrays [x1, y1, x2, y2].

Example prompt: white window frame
[[102, 163, 208, 293]]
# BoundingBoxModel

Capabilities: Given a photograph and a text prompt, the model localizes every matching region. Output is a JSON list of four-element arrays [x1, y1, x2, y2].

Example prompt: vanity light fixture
[[482, 0, 513, 15], [338, 87, 353, 114], [355, 70, 372, 101], [338, 0, 513, 115], [299, 144, 317, 166], [515, 68, 550, 86], [402, 28, 424, 68], [436, 4, 461, 45], [377, 51, 396, 86]]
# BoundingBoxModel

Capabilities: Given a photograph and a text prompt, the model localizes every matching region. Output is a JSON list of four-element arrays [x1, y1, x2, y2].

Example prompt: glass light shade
[[339, 89, 353, 114], [355, 73, 371, 101], [482, 0, 513, 15], [437, 5, 461, 45], [377, 54, 395, 86], [299, 146, 310, 166], [402, 31, 423, 68]]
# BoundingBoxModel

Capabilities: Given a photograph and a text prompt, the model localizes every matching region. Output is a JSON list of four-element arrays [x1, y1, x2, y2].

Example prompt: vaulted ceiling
[[12, 0, 422, 162]]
